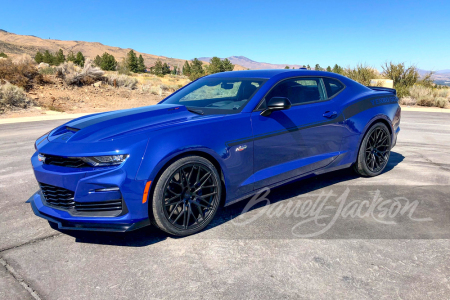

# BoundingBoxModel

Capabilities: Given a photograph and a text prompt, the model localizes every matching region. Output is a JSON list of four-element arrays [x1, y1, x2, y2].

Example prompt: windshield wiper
[[186, 108, 204, 115]]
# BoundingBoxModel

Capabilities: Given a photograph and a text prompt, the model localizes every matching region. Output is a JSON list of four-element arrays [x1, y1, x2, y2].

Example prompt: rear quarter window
[[323, 78, 344, 98]]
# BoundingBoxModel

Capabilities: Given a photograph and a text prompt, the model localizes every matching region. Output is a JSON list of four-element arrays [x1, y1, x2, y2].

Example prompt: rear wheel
[[151, 156, 221, 236], [354, 122, 391, 177]]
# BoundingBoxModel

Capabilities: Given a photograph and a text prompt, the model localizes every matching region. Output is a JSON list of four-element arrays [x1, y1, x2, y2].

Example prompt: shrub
[[117, 58, 131, 75], [381, 62, 421, 98], [56, 59, 104, 86], [399, 96, 416, 106], [39, 67, 56, 75], [0, 83, 30, 112], [436, 89, 450, 98], [0, 58, 42, 90], [343, 64, 380, 86], [435, 97, 447, 108], [0, 52, 7, 58], [409, 85, 433, 104], [105, 73, 138, 89]]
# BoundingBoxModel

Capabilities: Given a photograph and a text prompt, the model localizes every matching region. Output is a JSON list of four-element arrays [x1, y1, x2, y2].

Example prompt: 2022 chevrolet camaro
[[30, 69, 401, 236]]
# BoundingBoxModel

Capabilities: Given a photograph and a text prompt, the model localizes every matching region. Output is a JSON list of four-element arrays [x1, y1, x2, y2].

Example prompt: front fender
[[135, 113, 254, 202]]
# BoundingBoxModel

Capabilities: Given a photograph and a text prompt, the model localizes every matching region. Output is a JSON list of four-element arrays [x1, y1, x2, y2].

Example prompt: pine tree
[[0, 52, 7, 58], [207, 57, 224, 74], [126, 50, 138, 73], [163, 63, 171, 75], [137, 55, 146, 73], [189, 58, 205, 81], [172, 66, 177, 75], [222, 58, 234, 71], [43, 50, 54, 65], [307, 64, 311, 70], [314, 64, 322, 71], [332, 64, 344, 74], [182, 61, 191, 76], [34, 51, 44, 63], [326, 66, 332, 72], [74, 52, 85, 67], [100, 52, 117, 71], [152, 60, 164, 76], [55, 49, 65, 65], [67, 51, 76, 63], [284, 66, 290, 69], [94, 55, 102, 67]]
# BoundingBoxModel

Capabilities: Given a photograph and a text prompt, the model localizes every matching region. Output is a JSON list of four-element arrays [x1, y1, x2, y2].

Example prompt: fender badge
[[236, 145, 247, 152]]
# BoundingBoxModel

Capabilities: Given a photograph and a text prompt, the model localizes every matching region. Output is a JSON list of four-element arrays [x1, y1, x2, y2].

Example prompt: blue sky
[[2, 0, 449, 70]]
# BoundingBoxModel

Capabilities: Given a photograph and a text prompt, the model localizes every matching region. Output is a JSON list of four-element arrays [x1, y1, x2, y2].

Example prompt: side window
[[322, 78, 344, 98], [260, 77, 326, 108]]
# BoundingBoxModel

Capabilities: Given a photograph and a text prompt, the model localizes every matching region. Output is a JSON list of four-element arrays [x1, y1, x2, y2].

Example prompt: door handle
[[323, 111, 338, 119]]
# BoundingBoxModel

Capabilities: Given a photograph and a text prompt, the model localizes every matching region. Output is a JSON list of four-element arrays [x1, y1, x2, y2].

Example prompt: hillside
[[198, 56, 305, 70], [418, 69, 450, 86], [0, 31, 245, 70]]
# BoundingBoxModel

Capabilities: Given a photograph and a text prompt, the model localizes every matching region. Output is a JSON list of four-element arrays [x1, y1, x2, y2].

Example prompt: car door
[[251, 76, 347, 189]]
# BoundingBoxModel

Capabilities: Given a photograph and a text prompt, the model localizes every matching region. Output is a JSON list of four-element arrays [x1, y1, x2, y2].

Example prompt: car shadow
[[52, 151, 404, 246]]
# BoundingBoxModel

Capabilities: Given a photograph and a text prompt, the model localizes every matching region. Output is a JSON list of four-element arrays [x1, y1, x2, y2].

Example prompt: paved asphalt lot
[[1, 111, 450, 299]]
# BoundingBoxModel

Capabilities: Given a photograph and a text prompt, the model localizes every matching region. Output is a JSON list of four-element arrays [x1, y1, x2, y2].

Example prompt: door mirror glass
[[260, 97, 292, 116]]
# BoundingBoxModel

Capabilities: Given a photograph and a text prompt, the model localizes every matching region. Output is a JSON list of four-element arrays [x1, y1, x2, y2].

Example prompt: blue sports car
[[30, 69, 401, 236]]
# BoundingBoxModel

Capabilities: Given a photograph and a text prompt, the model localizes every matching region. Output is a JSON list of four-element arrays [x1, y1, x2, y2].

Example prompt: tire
[[151, 155, 222, 236], [354, 122, 391, 177]]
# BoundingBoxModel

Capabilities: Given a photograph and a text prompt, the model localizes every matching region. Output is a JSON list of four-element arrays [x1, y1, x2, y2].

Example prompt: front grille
[[39, 183, 123, 213], [43, 154, 90, 168]]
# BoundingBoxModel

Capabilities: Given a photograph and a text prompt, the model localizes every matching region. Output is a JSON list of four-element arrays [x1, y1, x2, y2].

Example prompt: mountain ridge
[[0, 31, 246, 70], [198, 56, 305, 70]]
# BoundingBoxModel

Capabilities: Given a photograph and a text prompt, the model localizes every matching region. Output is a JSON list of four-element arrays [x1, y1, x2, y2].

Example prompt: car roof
[[207, 69, 341, 79]]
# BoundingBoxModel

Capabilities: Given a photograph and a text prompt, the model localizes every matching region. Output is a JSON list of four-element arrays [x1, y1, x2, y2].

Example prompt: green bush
[[0, 52, 7, 58], [343, 64, 379, 86], [381, 62, 421, 98]]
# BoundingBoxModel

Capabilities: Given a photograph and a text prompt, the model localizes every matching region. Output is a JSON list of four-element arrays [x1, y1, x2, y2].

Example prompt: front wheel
[[151, 156, 221, 236], [354, 122, 391, 177]]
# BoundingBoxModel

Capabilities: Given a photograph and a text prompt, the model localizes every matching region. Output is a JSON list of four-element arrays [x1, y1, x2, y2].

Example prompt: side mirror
[[260, 97, 292, 117]]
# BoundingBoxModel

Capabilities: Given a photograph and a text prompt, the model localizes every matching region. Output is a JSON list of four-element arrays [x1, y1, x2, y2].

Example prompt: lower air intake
[[39, 183, 123, 213]]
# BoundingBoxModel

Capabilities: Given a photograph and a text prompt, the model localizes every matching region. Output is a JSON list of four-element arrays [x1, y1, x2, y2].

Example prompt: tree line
[[35, 49, 86, 67], [182, 57, 234, 81]]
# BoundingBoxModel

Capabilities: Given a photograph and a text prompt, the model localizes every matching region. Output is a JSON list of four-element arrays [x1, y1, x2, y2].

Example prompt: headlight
[[79, 155, 129, 167]]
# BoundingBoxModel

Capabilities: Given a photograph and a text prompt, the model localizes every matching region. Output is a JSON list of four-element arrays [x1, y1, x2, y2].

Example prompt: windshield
[[161, 77, 266, 114]]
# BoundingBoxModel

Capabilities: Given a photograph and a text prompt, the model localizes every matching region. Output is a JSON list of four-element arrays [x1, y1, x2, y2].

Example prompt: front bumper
[[30, 150, 151, 232], [30, 190, 150, 232]]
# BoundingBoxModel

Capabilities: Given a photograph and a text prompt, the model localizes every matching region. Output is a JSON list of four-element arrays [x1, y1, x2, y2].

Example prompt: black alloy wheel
[[151, 156, 221, 236], [354, 122, 391, 177]]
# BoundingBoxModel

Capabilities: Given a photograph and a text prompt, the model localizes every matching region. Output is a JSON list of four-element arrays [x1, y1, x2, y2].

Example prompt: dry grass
[[404, 85, 450, 108], [56, 59, 104, 86], [105, 73, 138, 89]]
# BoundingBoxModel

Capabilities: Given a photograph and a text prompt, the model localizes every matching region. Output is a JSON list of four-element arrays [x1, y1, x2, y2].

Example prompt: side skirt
[[224, 162, 353, 207]]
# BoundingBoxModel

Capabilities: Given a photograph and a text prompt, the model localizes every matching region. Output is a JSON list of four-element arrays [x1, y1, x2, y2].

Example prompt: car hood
[[47, 104, 212, 143]]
